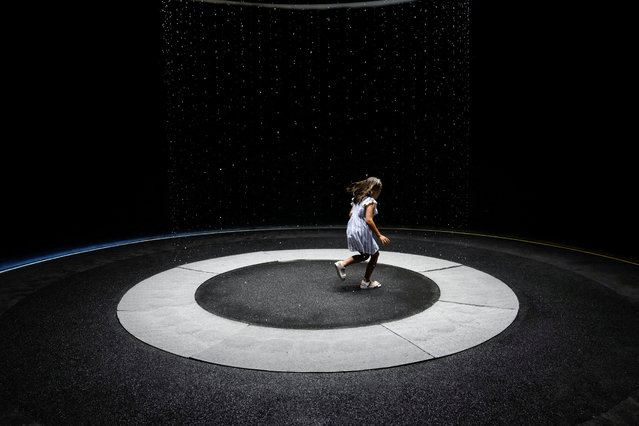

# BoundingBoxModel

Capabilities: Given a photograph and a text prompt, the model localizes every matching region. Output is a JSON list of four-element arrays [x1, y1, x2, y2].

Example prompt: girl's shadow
[[335, 284, 362, 293]]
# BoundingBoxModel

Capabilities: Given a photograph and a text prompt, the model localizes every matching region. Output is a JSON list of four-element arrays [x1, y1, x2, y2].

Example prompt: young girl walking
[[334, 177, 390, 289]]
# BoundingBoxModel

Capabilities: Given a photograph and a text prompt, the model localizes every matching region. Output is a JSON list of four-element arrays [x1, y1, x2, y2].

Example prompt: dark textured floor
[[195, 260, 440, 329], [1, 228, 638, 425]]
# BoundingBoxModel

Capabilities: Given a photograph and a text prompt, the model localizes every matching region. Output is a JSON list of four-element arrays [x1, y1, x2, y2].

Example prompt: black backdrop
[[2, 0, 636, 266], [164, 1, 471, 230]]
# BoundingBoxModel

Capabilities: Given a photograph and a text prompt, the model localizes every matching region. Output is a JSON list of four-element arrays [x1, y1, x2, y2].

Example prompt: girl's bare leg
[[364, 251, 380, 282], [342, 253, 370, 267]]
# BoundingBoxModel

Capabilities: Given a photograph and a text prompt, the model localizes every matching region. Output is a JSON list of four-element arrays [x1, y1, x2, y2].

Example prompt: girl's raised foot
[[334, 261, 346, 281]]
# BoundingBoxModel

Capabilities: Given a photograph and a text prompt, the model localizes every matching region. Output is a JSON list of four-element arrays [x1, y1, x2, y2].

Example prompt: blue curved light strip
[[194, 0, 416, 10], [2, 226, 636, 274], [0, 226, 344, 274]]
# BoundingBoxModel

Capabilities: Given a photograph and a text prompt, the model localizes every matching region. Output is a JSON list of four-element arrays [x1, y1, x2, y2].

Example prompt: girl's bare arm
[[365, 204, 390, 244]]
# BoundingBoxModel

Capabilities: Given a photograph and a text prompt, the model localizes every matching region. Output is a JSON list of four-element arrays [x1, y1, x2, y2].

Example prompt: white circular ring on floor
[[117, 249, 519, 372]]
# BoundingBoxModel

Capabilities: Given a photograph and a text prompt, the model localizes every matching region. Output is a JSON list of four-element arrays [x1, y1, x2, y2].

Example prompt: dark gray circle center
[[195, 260, 440, 329]]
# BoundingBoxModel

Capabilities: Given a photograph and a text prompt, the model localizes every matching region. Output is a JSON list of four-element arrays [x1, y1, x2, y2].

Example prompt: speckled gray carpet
[[195, 260, 440, 328], [1, 229, 637, 424]]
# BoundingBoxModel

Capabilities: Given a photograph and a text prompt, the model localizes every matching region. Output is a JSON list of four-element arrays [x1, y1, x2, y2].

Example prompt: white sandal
[[334, 261, 346, 281], [360, 280, 381, 289]]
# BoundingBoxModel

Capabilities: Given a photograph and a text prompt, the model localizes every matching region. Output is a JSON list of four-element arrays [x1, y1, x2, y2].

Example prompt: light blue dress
[[347, 196, 379, 255]]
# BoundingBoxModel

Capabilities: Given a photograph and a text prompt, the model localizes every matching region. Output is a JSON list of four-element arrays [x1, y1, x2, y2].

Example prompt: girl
[[334, 177, 390, 289]]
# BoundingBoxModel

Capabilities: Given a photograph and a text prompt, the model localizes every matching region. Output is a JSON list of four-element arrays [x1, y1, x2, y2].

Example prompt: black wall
[[469, 1, 636, 259], [2, 0, 636, 266], [3, 2, 168, 264]]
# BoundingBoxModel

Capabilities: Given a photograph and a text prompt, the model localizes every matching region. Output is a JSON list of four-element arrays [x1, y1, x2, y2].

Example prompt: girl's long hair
[[347, 177, 382, 205]]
